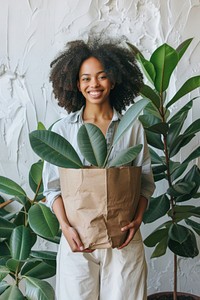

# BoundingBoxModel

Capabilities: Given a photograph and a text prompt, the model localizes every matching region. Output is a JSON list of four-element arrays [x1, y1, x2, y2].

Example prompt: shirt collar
[[67, 106, 122, 124]]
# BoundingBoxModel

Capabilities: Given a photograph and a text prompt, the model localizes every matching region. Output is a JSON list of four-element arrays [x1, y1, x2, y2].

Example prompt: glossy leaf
[[0, 217, 16, 238], [167, 182, 196, 197], [184, 119, 200, 136], [170, 162, 188, 182], [150, 44, 179, 92], [126, 42, 144, 58], [169, 133, 195, 158], [108, 144, 142, 167], [183, 146, 200, 165], [30, 250, 57, 261], [10, 225, 32, 260], [143, 195, 170, 224], [24, 276, 55, 300], [139, 114, 161, 129], [151, 235, 168, 258], [149, 148, 164, 165], [168, 98, 194, 124], [0, 281, 9, 294], [28, 203, 59, 239], [169, 224, 190, 244], [21, 260, 56, 279], [146, 123, 169, 135], [168, 229, 199, 257], [6, 259, 24, 273], [145, 131, 164, 150], [140, 84, 160, 108], [137, 55, 156, 84], [143, 102, 162, 120], [167, 76, 200, 108], [0, 266, 10, 281], [29, 130, 83, 169], [29, 160, 44, 201], [144, 228, 169, 247], [0, 177, 27, 205], [0, 241, 10, 257], [176, 38, 193, 61], [185, 219, 200, 236], [112, 99, 149, 145], [0, 285, 24, 300], [77, 123, 107, 167]]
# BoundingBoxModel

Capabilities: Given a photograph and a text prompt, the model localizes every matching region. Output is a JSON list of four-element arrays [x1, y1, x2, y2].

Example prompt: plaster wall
[[0, 0, 200, 296]]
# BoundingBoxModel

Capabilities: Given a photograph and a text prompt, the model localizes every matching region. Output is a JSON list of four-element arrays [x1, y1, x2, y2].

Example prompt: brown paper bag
[[59, 166, 141, 249]]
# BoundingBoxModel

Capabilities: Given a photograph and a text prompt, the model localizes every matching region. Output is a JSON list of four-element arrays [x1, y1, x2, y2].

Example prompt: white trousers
[[56, 230, 147, 300]]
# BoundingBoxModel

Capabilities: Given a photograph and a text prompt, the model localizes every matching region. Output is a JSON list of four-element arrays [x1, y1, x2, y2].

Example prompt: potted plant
[[0, 125, 60, 299], [29, 99, 149, 249], [127, 39, 200, 300]]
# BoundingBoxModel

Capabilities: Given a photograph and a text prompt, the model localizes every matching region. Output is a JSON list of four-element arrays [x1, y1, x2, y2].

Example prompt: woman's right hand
[[61, 223, 94, 253]]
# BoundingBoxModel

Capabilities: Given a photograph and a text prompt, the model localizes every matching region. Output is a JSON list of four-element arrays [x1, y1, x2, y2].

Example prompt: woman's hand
[[118, 219, 142, 249], [118, 195, 148, 250], [61, 223, 94, 253]]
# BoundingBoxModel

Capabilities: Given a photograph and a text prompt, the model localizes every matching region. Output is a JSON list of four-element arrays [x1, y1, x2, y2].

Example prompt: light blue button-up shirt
[[42, 107, 155, 210]]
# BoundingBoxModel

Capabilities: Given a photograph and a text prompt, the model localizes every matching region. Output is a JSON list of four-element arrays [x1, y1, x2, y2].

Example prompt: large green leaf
[[21, 260, 56, 279], [149, 148, 164, 165], [24, 276, 55, 300], [185, 219, 200, 236], [168, 224, 190, 244], [29, 160, 44, 201], [168, 229, 199, 257], [112, 99, 149, 145], [77, 123, 107, 167], [167, 182, 196, 197], [139, 114, 161, 129], [169, 133, 195, 157], [108, 144, 142, 167], [0, 266, 10, 281], [168, 98, 194, 124], [0, 285, 24, 300], [143, 102, 163, 120], [151, 235, 168, 258], [0, 217, 16, 238], [30, 250, 57, 261], [0, 177, 27, 205], [184, 119, 200, 136], [28, 203, 59, 239], [0, 281, 9, 294], [145, 131, 164, 150], [182, 146, 200, 165], [170, 162, 188, 182], [167, 76, 200, 108], [143, 195, 170, 224], [10, 225, 32, 260], [6, 259, 24, 273], [137, 55, 156, 84], [176, 38, 193, 61], [150, 43, 179, 92], [146, 123, 169, 135], [140, 85, 160, 109], [0, 241, 10, 257], [144, 228, 169, 247], [29, 130, 83, 169]]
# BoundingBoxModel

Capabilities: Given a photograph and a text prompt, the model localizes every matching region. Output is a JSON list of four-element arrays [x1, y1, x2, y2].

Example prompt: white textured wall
[[1, 0, 200, 296]]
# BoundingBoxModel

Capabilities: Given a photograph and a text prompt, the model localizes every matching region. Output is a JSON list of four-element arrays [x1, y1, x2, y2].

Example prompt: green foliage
[[127, 38, 200, 262], [29, 98, 149, 169], [0, 123, 58, 298]]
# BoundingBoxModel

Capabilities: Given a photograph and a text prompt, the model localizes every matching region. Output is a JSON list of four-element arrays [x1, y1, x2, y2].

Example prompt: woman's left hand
[[118, 219, 142, 249]]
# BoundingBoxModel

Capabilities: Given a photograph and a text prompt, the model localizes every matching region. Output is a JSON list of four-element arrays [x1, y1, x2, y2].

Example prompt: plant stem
[[173, 254, 177, 300], [0, 199, 13, 209]]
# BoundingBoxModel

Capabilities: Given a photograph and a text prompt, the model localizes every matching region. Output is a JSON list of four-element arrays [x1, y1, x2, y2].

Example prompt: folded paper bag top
[[59, 166, 141, 249]]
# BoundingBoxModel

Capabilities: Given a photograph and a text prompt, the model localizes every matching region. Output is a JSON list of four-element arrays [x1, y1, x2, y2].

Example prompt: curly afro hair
[[50, 38, 143, 113]]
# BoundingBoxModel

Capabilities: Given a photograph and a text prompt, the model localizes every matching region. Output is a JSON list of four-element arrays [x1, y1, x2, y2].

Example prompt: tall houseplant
[[128, 39, 200, 300], [0, 125, 60, 299]]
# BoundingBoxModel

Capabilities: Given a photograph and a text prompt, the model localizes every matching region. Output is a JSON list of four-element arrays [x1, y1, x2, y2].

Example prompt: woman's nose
[[90, 77, 99, 87]]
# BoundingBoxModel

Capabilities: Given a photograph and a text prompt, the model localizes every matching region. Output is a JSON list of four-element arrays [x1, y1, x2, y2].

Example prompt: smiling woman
[[40, 37, 155, 300]]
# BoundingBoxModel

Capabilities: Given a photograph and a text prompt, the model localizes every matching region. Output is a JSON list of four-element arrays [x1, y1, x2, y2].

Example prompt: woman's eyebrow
[[80, 70, 105, 77]]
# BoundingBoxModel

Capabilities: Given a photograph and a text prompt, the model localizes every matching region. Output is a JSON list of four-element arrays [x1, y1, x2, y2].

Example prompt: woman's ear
[[77, 80, 80, 91]]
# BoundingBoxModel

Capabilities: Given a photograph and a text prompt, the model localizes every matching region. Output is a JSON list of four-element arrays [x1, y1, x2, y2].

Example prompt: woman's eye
[[98, 75, 107, 80], [82, 77, 90, 82]]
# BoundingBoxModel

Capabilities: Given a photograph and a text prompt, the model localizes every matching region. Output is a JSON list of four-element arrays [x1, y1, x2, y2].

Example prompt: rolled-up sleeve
[[42, 160, 61, 211]]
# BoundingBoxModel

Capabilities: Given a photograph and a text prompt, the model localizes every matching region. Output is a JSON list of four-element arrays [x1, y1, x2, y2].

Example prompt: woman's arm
[[118, 195, 148, 249], [52, 196, 93, 252]]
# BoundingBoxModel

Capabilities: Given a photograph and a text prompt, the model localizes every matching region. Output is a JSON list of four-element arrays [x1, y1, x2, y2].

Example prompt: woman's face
[[77, 57, 113, 106]]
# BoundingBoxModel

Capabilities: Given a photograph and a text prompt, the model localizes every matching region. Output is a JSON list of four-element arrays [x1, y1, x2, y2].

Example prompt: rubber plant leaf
[[150, 43, 179, 93], [77, 123, 107, 167], [29, 130, 83, 169]]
